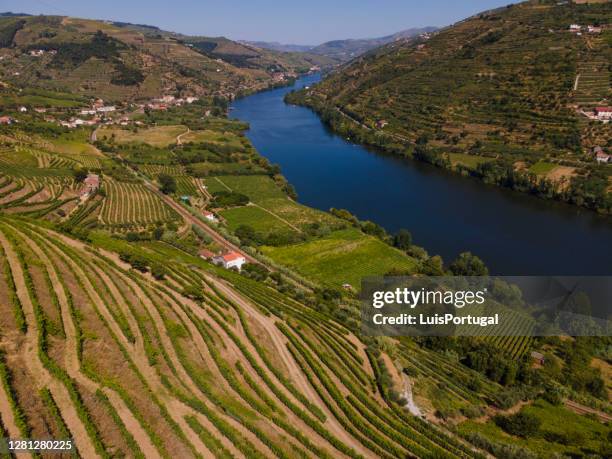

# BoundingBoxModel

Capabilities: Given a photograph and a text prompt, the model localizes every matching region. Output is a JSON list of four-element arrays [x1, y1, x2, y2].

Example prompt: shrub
[[494, 411, 541, 438]]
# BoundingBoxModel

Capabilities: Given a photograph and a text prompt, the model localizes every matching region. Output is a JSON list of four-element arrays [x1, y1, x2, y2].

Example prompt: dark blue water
[[231, 74, 612, 275]]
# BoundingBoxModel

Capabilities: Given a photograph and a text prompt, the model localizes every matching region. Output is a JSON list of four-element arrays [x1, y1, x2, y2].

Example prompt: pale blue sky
[[3, 0, 513, 45]]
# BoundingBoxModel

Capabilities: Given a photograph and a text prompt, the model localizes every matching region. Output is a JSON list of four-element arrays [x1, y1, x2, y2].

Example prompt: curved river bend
[[231, 74, 612, 275]]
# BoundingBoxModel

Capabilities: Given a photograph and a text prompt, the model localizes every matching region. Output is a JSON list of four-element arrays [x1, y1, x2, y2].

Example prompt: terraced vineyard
[[0, 216, 481, 458], [99, 179, 179, 229]]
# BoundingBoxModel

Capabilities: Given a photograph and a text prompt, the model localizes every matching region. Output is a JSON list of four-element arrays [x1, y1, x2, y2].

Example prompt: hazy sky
[[4, 0, 512, 44]]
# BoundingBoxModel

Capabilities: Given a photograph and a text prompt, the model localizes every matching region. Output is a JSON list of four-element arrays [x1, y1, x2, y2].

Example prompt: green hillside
[[0, 14, 322, 101], [287, 0, 612, 213]]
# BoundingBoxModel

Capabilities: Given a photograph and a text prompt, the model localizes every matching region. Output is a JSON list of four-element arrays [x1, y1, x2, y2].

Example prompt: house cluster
[[28, 49, 57, 57], [145, 94, 199, 111], [199, 249, 247, 271], [60, 118, 97, 128], [80, 173, 100, 199], [592, 146, 610, 164], [568, 24, 602, 35], [271, 71, 297, 83]]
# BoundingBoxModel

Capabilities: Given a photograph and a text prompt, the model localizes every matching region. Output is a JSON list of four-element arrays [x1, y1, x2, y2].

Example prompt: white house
[[569, 24, 581, 33], [213, 252, 246, 271], [203, 211, 218, 223], [18, 106, 27, 112], [96, 106, 116, 113], [594, 107, 612, 120], [595, 151, 610, 164]]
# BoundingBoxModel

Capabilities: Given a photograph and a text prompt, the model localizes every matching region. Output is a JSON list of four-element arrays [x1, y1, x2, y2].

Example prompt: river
[[230, 74, 612, 275]]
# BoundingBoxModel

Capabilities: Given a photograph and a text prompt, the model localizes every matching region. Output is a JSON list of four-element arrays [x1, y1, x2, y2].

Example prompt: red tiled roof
[[595, 107, 612, 111], [222, 252, 244, 262]]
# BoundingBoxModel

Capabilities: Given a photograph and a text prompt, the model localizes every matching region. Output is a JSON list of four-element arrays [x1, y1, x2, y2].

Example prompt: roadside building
[[587, 25, 602, 34], [0, 116, 13, 125], [569, 24, 581, 33], [212, 252, 246, 271], [594, 107, 612, 120], [203, 211, 219, 223]]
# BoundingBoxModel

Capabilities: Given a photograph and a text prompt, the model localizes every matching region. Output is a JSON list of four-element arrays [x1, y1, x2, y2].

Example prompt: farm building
[[594, 107, 612, 120], [0, 116, 13, 125], [213, 252, 246, 271], [80, 174, 100, 198], [569, 24, 581, 32], [595, 151, 610, 164], [203, 211, 219, 222]]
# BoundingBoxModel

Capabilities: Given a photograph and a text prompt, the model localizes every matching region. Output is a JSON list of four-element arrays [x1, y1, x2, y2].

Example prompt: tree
[[158, 173, 177, 194], [72, 168, 88, 183], [151, 263, 167, 280], [153, 226, 164, 240], [449, 252, 489, 276], [235, 225, 258, 245], [393, 229, 412, 250], [494, 411, 541, 438]]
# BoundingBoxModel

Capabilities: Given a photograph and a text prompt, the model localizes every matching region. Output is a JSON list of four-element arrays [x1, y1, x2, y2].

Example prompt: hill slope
[[0, 14, 322, 101], [287, 0, 612, 213]]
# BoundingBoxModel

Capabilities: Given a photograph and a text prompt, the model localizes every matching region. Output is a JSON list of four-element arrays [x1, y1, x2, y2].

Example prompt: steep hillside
[[287, 0, 612, 213], [0, 14, 320, 102]]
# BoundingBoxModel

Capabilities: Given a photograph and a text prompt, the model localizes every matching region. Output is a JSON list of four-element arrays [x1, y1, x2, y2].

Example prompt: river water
[[231, 74, 612, 275]]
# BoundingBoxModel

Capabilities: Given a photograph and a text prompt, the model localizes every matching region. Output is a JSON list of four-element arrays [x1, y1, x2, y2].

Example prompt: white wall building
[[212, 252, 246, 271]]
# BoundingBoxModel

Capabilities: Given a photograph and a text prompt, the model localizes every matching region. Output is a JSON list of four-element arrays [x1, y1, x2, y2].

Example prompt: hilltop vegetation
[[287, 0, 612, 213]]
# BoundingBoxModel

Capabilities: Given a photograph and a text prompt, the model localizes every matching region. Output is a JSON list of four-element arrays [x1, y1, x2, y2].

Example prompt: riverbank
[[285, 87, 612, 216], [230, 74, 612, 275]]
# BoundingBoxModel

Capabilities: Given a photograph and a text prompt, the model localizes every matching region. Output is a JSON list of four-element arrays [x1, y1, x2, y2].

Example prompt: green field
[[528, 161, 557, 175], [448, 153, 493, 170], [209, 175, 342, 230], [181, 129, 245, 149], [220, 205, 297, 235], [458, 400, 610, 458], [261, 228, 417, 288], [208, 175, 286, 200]]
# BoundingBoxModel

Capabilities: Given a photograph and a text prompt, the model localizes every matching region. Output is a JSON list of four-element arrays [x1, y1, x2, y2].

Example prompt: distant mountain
[[309, 27, 438, 61], [240, 41, 314, 53]]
